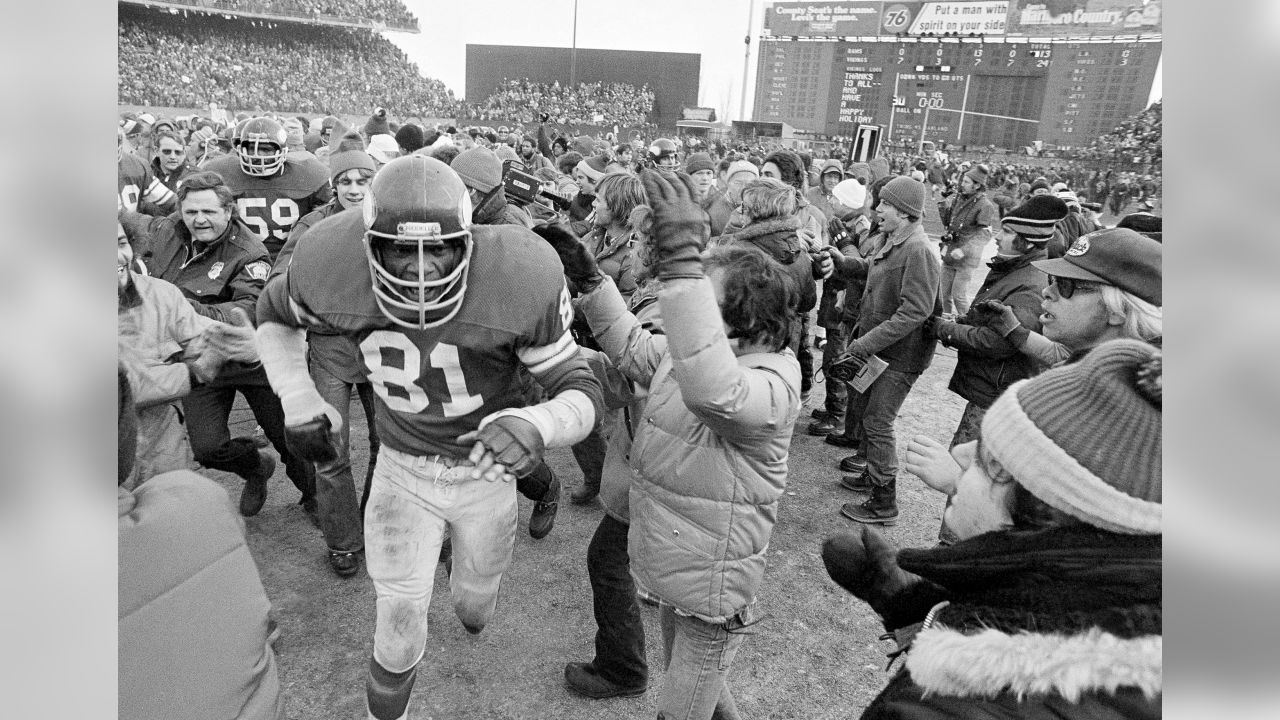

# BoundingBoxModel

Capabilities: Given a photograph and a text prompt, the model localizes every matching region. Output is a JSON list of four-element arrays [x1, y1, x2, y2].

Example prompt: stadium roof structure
[[119, 0, 420, 34]]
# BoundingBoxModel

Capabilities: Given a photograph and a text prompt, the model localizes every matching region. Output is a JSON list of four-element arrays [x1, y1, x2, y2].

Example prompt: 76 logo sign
[[882, 4, 913, 33]]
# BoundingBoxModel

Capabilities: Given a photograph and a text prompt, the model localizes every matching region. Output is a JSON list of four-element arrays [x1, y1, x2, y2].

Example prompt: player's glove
[[473, 415, 545, 479], [532, 222, 604, 293], [279, 387, 342, 463], [640, 169, 709, 281]]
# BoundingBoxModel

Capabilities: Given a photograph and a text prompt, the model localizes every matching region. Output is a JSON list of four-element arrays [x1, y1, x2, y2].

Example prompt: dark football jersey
[[204, 155, 333, 259], [118, 153, 176, 214], [259, 211, 575, 457]]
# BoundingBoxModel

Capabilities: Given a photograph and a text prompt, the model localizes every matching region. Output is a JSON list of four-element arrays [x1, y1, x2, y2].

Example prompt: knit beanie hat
[[1029, 177, 1052, 194], [725, 159, 759, 182], [831, 179, 867, 211], [846, 162, 872, 183], [1051, 181, 1071, 193], [367, 134, 400, 164], [685, 152, 715, 175], [575, 154, 610, 182], [879, 176, 926, 218], [493, 144, 520, 165], [1055, 189, 1081, 210], [328, 150, 376, 182], [981, 338, 1162, 535], [450, 147, 503, 193], [363, 107, 391, 137], [395, 123, 425, 154], [763, 150, 807, 191], [1033, 227, 1162, 305], [1001, 195, 1070, 242]]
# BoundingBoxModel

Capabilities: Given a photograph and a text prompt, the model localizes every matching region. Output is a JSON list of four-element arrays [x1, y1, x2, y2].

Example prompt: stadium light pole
[[570, 0, 579, 89], [739, 0, 755, 122]]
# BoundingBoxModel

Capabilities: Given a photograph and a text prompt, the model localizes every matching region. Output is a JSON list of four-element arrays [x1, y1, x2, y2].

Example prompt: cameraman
[[938, 165, 999, 317], [450, 147, 535, 228]]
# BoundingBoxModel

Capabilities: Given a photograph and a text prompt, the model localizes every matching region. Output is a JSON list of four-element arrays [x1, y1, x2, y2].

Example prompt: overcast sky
[[386, 0, 1160, 121]]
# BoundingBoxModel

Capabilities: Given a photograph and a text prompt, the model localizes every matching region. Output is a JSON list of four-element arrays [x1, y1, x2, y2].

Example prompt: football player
[[119, 125, 177, 217], [255, 155, 603, 719], [204, 116, 332, 262], [646, 138, 681, 175]]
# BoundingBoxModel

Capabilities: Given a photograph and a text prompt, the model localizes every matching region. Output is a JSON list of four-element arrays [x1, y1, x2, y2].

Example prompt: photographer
[[450, 147, 535, 229], [938, 165, 999, 318]]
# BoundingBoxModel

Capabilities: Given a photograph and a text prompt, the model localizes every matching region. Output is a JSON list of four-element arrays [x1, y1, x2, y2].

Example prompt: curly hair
[[705, 244, 798, 352], [594, 172, 647, 226]]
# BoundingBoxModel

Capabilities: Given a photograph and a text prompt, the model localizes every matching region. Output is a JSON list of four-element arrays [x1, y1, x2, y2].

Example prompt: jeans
[[657, 604, 752, 720], [570, 426, 607, 492], [311, 361, 380, 553], [586, 514, 647, 688], [796, 314, 814, 395], [820, 321, 849, 420], [848, 368, 921, 488], [939, 263, 977, 316], [365, 446, 517, 674], [183, 369, 314, 500]]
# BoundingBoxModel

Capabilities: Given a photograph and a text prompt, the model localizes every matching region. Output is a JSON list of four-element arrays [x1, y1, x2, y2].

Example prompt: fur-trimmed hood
[[717, 216, 805, 265], [906, 625, 1161, 701]]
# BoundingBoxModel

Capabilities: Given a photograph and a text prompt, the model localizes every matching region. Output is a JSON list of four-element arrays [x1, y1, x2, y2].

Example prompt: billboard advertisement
[[764, 1, 885, 36], [1006, 0, 1161, 37], [763, 0, 1160, 38]]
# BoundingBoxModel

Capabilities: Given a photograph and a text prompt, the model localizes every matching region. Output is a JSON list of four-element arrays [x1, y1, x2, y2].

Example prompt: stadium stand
[[122, 0, 419, 32], [460, 79, 655, 128], [1076, 101, 1162, 169]]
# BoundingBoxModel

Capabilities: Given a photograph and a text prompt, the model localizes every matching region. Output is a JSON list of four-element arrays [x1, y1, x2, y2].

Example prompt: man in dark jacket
[[928, 195, 1069, 543], [138, 171, 316, 520], [150, 131, 196, 193], [825, 177, 940, 525]]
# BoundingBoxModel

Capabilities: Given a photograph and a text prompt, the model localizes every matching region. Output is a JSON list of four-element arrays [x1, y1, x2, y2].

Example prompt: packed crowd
[[155, 0, 419, 30], [1075, 100, 1162, 168], [460, 79, 655, 128], [118, 7, 454, 116], [119, 100, 1162, 720]]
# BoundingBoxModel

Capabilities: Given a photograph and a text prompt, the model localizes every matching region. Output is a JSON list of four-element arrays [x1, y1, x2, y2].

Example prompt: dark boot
[[238, 452, 275, 517], [529, 471, 561, 540], [564, 662, 647, 699], [839, 472, 871, 492], [839, 453, 868, 473], [841, 479, 898, 525]]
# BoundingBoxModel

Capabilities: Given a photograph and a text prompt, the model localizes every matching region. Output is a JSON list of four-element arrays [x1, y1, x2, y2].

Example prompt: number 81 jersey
[[204, 153, 332, 261], [258, 211, 578, 459]]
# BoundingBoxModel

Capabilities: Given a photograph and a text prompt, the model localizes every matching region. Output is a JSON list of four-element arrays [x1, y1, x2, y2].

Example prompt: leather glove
[[532, 222, 604, 292], [822, 526, 922, 621], [844, 340, 871, 365], [640, 169, 709, 280], [279, 387, 343, 462], [469, 415, 544, 479], [971, 300, 1022, 336], [201, 307, 260, 364], [811, 249, 834, 280]]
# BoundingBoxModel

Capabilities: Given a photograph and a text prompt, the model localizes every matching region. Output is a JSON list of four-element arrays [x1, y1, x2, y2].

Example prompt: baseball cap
[[1032, 228, 1162, 305]]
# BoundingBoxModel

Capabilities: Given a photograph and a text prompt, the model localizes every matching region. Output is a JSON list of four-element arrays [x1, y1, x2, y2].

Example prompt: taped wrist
[[480, 389, 596, 449], [255, 321, 312, 400]]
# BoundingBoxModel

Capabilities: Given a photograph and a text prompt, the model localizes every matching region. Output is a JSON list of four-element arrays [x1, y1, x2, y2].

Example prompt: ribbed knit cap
[[725, 160, 759, 181], [1002, 195, 1070, 241], [685, 152, 715, 175], [981, 339, 1162, 535], [880, 176, 926, 218], [964, 164, 989, 186], [328, 150, 376, 182], [363, 107, 391, 137], [451, 146, 503, 193], [395, 123, 426, 153]]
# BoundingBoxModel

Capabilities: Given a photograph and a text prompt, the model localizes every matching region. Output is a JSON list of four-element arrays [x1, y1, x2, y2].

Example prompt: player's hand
[[279, 387, 343, 462], [458, 415, 544, 482], [905, 435, 960, 495], [532, 222, 604, 292], [640, 169, 709, 280], [202, 307, 260, 364]]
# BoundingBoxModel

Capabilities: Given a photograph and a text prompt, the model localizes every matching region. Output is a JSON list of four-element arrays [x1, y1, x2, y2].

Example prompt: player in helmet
[[204, 116, 332, 261], [255, 155, 604, 719], [647, 138, 681, 174]]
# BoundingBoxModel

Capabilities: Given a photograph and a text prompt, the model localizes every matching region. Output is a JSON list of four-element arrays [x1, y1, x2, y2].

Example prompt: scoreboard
[[754, 1, 1162, 149]]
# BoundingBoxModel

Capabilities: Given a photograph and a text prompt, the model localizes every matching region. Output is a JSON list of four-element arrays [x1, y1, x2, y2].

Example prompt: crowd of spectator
[[1075, 100, 1162, 169], [118, 7, 454, 116], [149, 0, 419, 31], [460, 79, 655, 128]]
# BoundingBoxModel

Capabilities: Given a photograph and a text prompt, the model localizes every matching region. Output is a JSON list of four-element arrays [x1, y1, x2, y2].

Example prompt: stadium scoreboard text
[[755, 0, 1161, 148]]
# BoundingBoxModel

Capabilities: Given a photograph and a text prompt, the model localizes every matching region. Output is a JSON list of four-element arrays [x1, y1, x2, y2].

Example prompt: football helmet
[[362, 155, 474, 329], [647, 138, 680, 172], [236, 117, 287, 177]]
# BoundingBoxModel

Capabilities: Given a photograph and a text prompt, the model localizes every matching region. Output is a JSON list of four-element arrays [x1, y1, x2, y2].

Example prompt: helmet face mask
[[236, 117, 287, 177], [648, 138, 680, 174], [362, 155, 475, 329]]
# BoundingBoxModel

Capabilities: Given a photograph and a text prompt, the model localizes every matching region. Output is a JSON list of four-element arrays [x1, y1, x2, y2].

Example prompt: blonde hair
[[1100, 285, 1162, 343], [740, 177, 798, 222]]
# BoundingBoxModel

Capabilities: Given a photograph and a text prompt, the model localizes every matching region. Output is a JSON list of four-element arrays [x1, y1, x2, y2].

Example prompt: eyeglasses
[[1048, 275, 1099, 299], [159, 149, 185, 155]]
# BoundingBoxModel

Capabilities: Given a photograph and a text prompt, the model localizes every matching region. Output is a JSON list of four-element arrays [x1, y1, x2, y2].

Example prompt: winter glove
[[822, 526, 922, 621], [844, 340, 871, 365], [464, 415, 545, 480], [532, 222, 604, 293], [640, 169, 708, 280], [811, 249, 834, 280], [971, 300, 1022, 336], [280, 387, 342, 462]]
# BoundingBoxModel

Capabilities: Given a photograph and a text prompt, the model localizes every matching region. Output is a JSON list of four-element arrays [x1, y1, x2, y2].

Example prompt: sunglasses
[[1048, 275, 1099, 299], [159, 148, 185, 155]]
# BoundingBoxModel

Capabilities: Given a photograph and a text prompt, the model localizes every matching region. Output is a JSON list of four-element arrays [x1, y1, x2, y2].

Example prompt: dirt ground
[[207, 200, 1145, 718]]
